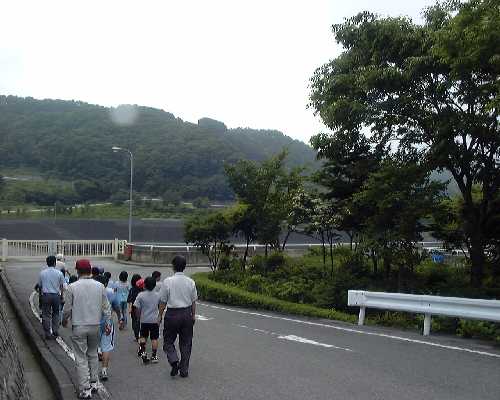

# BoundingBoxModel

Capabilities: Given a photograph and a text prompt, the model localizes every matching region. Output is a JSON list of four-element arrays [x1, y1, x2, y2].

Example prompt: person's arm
[[133, 296, 141, 319], [191, 301, 196, 323], [191, 282, 198, 322], [158, 302, 166, 324], [37, 272, 42, 293], [101, 289, 112, 335], [59, 273, 65, 296], [127, 289, 134, 314], [62, 287, 73, 327], [157, 282, 169, 324], [112, 300, 121, 320]]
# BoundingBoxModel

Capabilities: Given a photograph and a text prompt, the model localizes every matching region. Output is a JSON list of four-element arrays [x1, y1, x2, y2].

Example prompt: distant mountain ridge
[[0, 95, 316, 200]]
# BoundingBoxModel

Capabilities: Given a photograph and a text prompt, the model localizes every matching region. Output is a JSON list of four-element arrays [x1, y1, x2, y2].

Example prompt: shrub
[[241, 274, 267, 294], [457, 320, 500, 342], [266, 252, 286, 272], [192, 272, 357, 323], [414, 260, 453, 294]]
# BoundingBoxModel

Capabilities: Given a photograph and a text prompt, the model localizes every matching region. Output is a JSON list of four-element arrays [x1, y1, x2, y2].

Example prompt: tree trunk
[[282, 230, 292, 251], [371, 250, 378, 275], [329, 239, 334, 278], [463, 204, 486, 287], [242, 237, 250, 271], [469, 234, 485, 287], [321, 231, 326, 271], [383, 251, 391, 279]]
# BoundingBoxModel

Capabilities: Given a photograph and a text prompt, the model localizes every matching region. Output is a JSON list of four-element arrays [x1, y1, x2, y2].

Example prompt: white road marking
[[235, 322, 352, 351], [196, 314, 213, 321], [29, 292, 42, 323], [253, 328, 272, 334], [277, 334, 352, 351], [200, 302, 500, 359], [29, 292, 110, 398]]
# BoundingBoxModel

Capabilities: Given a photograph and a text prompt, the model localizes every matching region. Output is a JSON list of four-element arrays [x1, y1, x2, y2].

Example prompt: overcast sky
[[0, 0, 436, 144]]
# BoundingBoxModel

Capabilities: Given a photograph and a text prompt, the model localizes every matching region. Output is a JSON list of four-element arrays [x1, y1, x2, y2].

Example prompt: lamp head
[[112, 146, 122, 152]]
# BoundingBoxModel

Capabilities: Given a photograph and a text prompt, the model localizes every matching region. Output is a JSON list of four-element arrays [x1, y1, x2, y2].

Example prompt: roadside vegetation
[[188, 0, 500, 342], [193, 249, 500, 343]]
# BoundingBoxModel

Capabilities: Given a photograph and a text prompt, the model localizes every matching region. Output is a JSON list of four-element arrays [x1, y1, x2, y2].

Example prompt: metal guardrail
[[131, 241, 446, 249], [1, 239, 126, 261], [348, 290, 500, 336]]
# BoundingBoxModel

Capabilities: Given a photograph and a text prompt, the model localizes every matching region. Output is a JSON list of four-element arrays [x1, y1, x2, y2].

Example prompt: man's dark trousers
[[163, 307, 194, 374], [41, 293, 61, 337]]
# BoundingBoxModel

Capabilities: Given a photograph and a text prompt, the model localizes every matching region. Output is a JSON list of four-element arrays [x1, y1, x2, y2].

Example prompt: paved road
[[4, 260, 500, 400]]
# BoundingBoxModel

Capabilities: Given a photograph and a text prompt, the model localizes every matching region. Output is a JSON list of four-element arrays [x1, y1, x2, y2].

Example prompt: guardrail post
[[1, 239, 7, 262], [358, 306, 366, 326], [423, 313, 432, 336]]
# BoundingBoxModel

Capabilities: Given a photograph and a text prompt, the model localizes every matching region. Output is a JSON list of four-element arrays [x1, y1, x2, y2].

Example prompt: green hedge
[[193, 272, 500, 343], [192, 272, 357, 324]]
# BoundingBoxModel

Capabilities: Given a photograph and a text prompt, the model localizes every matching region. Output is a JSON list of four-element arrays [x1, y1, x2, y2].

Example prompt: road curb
[[0, 271, 76, 400]]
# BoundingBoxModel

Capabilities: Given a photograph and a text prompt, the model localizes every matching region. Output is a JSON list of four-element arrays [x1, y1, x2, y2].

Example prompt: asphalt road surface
[[4, 260, 500, 400]]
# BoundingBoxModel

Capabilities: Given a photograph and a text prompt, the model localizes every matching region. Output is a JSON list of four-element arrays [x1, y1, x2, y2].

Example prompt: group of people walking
[[36, 254, 197, 399]]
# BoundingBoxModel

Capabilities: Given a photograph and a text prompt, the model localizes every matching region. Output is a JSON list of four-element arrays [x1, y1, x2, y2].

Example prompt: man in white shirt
[[62, 259, 111, 399], [158, 256, 197, 378]]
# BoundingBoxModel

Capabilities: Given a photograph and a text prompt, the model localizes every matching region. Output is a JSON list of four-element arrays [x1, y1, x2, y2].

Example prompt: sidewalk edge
[[0, 270, 76, 400]]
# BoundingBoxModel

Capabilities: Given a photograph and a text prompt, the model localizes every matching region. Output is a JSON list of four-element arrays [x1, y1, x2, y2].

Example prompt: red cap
[[75, 259, 92, 273], [136, 278, 145, 290]]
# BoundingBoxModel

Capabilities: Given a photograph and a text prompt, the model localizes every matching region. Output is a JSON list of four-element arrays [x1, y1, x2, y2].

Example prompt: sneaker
[[151, 354, 159, 364], [137, 348, 143, 358], [78, 388, 92, 399], [142, 353, 150, 364], [170, 361, 179, 377], [90, 381, 100, 393], [180, 371, 189, 378], [100, 369, 108, 381]]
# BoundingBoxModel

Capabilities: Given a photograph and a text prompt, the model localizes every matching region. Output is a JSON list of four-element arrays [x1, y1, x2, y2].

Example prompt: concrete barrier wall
[[121, 245, 312, 266], [0, 300, 30, 400]]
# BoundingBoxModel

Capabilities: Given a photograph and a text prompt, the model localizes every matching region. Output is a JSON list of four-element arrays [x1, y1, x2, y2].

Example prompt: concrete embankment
[[0, 290, 31, 400]]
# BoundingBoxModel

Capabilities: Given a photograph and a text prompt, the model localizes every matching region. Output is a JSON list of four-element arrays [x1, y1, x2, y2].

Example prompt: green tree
[[184, 212, 232, 272], [310, 1, 500, 286], [225, 203, 258, 269], [225, 151, 303, 254], [74, 179, 110, 202], [163, 191, 182, 206], [354, 158, 445, 289], [193, 197, 210, 209], [310, 130, 385, 250]]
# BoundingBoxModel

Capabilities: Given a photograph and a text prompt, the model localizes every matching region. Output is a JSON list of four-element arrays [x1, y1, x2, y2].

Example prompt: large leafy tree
[[310, 130, 385, 248], [354, 157, 445, 288], [225, 151, 303, 263], [310, 0, 499, 286]]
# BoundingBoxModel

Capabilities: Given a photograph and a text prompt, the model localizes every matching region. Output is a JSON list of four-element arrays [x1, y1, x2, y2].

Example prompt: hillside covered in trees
[[0, 95, 316, 202]]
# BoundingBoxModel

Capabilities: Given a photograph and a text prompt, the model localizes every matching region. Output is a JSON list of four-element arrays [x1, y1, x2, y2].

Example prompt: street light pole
[[112, 146, 134, 243]]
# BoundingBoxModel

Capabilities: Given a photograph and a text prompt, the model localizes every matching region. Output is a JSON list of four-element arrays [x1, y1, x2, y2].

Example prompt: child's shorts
[[100, 323, 115, 352], [140, 323, 159, 340]]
